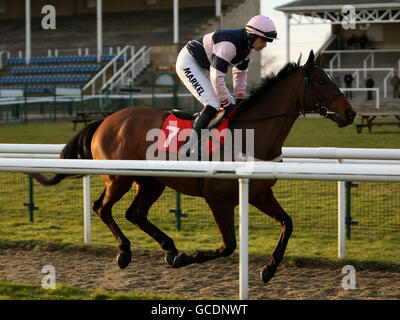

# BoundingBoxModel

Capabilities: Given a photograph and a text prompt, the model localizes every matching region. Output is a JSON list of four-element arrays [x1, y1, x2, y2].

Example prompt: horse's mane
[[237, 60, 302, 113]]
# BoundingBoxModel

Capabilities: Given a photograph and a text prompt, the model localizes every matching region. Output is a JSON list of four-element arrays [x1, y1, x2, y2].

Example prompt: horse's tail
[[30, 120, 103, 186]]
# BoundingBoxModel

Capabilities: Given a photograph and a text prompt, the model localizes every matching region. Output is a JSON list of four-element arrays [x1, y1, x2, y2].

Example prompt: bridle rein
[[230, 66, 345, 122]]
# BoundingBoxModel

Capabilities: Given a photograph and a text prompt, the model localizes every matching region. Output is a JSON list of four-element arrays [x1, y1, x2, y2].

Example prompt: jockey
[[176, 15, 278, 156]]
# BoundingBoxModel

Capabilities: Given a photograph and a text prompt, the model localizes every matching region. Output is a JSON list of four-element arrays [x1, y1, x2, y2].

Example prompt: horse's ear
[[297, 53, 302, 66], [303, 50, 315, 73], [315, 53, 322, 66]]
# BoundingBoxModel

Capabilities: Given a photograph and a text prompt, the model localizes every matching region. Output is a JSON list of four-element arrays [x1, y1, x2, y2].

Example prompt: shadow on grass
[[285, 256, 400, 273]]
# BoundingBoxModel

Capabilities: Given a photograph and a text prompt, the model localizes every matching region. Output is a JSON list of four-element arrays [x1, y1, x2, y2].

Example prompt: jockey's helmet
[[245, 15, 278, 46]]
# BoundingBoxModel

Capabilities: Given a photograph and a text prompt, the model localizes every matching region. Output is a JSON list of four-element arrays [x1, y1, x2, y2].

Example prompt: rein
[[230, 67, 344, 122]]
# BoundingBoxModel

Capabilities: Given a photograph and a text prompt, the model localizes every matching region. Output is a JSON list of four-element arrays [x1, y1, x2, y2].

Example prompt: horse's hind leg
[[250, 188, 293, 283], [172, 197, 236, 268], [94, 176, 134, 269], [125, 177, 179, 264]]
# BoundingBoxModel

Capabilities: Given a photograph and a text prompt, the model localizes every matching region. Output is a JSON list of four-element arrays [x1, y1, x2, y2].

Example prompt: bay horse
[[31, 50, 356, 284]]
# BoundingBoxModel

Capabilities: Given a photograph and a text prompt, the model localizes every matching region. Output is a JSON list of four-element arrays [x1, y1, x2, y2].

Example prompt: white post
[[285, 13, 291, 63], [97, 0, 103, 63], [355, 71, 359, 88], [239, 178, 249, 300], [173, 0, 179, 44], [83, 175, 91, 244], [384, 78, 387, 98], [398, 59, 400, 76], [376, 89, 380, 109], [329, 53, 336, 75], [363, 57, 366, 78], [215, 0, 221, 17], [216, 0, 222, 29], [337, 160, 345, 259], [25, 0, 31, 65]]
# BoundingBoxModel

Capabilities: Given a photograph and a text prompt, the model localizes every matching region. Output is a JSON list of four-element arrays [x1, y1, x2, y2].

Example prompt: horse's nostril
[[346, 109, 356, 121]]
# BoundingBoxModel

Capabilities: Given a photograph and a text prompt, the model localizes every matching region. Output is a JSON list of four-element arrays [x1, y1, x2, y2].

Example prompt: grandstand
[[0, 0, 260, 105], [276, 0, 400, 110]]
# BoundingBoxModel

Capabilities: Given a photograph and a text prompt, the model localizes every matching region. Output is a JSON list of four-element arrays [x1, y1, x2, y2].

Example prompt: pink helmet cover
[[245, 15, 278, 40]]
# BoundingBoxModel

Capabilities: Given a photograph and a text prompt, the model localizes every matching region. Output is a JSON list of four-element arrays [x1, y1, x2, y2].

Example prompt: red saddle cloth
[[157, 111, 230, 156]]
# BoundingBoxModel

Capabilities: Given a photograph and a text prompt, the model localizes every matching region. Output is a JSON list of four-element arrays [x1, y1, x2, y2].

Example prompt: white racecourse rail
[[1, 145, 400, 300]]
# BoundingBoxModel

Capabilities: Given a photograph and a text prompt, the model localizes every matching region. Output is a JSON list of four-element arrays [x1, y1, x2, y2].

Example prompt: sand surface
[[0, 246, 399, 300]]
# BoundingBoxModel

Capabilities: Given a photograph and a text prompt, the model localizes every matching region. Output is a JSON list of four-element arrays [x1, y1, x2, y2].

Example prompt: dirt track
[[0, 245, 399, 300]]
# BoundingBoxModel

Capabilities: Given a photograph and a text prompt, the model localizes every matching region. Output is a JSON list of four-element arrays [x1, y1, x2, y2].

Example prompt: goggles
[[246, 25, 278, 42]]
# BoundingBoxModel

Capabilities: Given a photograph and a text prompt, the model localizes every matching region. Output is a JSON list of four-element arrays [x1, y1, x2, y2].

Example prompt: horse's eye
[[319, 80, 326, 85]]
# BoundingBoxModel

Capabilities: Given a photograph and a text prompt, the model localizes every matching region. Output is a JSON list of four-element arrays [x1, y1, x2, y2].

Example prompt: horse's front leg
[[171, 197, 237, 268], [250, 188, 293, 283]]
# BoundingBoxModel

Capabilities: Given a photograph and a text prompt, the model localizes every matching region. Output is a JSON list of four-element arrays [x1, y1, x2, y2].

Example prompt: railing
[[82, 45, 135, 95], [0, 92, 193, 124], [1, 144, 399, 248], [0, 147, 399, 300], [327, 68, 394, 85], [325, 49, 400, 93], [323, 49, 400, 55], [100, 46, 151, 93], [327, 68, 394, 99], [340, 88, 380, 109]]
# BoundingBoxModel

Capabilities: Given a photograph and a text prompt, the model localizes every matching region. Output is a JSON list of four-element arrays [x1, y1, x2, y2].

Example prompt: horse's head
[[301, 50, 356, 127]]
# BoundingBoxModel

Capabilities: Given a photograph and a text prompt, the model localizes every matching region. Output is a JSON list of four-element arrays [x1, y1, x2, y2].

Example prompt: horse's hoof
[[172, 254, 184, 268], [117, 254, 131, 269], [260, 265, 276, 283], [164, 252, 176, 267]]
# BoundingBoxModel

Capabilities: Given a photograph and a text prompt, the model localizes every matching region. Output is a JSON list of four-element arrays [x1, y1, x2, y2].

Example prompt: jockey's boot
[[179, 105, 218, 159], [223, 103, 235, 116]]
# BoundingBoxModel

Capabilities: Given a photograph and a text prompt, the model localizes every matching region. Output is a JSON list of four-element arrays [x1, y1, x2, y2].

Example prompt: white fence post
[[337, 160, 346, 259], [398, 59, 400, 76], [239, 178, 249, 300], [376, 88, 380, 109], [83, 175, 91, 244]]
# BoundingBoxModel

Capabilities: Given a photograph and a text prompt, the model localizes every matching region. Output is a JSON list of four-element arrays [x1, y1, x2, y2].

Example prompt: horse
[[31, 50, 356, 284]]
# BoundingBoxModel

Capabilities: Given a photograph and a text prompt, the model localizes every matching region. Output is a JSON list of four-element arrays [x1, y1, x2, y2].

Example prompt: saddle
[[158, 108, 231, 156], [171, 108, 228, 130]]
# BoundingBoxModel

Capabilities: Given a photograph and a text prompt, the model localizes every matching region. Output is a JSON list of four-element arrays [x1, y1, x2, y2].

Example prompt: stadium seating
[[0, 5, 222, 95], [5, 54, 123, 65], [10, 64, 101, 75], [0, 54, 125, 94]]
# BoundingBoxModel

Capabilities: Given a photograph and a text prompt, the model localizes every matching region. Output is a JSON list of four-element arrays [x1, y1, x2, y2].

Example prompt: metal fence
[[0, 86, 204, 124], [1, 172, 399, 241]]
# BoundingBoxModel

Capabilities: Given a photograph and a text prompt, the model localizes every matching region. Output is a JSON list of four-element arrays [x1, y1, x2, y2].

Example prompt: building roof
[[275, 0, 400, 12]]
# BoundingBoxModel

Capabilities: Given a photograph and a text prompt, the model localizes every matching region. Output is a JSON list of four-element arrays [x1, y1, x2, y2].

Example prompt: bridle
[[230, 66, 345, 122], [301, 67, 344, 119]]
